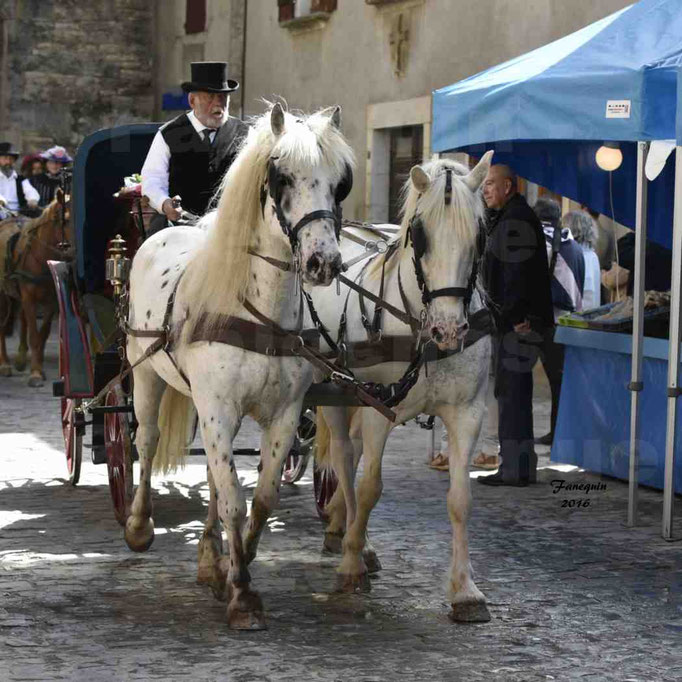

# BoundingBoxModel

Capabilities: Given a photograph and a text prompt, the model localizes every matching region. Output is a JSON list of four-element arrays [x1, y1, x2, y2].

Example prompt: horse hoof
[[197, 564, 228, 602], [335, 571, 371, 594], [227, 590, 267, 630], [363, 548, 382, 574], [323, 531, 344, 554], [124, 516, 155, 553], [0, 365, 11, 377], [449, 600, 491, 623], [27, 374, 43, 387]]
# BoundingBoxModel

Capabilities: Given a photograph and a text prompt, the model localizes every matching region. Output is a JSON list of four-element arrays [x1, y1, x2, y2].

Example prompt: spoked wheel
[[61, 397, 83, 486], [104, 384, 134, 526], [313, 461, 338, 522], [282, 408, 316, 484]]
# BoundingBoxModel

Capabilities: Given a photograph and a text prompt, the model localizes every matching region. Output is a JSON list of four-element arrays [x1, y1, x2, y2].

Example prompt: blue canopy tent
[[432, 0, 682, 538]]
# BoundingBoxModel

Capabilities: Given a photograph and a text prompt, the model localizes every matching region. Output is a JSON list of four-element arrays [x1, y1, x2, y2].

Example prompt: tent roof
[[433, 0, 682, 152]]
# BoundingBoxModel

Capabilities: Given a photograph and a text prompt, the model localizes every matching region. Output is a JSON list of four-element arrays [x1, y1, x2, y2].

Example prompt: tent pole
[[627, 141, 649, 526], [663, 146, 682, 540]]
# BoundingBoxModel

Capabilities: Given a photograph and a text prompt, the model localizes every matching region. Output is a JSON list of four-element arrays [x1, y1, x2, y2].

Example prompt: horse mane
[[365, 158, 483, 283], [182, 105, 355, 338]]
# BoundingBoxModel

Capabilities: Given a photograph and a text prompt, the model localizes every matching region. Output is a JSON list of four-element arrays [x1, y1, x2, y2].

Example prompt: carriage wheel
[[104, 384, 134, 526], [61, 397, 83, 486], [282, 408, 316, 484], [313, 461, 338, 522]]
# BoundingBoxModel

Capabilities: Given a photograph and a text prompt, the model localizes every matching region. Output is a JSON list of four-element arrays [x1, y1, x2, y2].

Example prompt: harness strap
[[247, 248, 292, 272], [243, 298, 396, 422]]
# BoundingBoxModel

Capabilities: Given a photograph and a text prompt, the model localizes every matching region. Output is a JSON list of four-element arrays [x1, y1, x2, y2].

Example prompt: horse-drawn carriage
[[48, 109, 495, 628], [48, 121, 366, 522]]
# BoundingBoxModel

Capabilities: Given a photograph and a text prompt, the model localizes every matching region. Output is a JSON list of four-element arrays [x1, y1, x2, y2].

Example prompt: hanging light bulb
[[596, 142, 623, 172]]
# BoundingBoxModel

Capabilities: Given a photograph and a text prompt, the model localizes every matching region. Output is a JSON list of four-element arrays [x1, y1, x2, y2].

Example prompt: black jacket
[[161, 113, 249, 216], [483, 193, 554, 333]]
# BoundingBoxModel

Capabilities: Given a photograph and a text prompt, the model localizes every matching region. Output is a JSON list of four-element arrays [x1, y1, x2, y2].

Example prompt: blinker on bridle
[[405, 167, 478, 310], [262, 157, 353, 255]]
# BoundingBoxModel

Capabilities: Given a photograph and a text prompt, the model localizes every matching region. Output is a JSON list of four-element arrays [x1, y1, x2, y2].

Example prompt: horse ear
[[463, 150, 494, 192], [330, 106, 342, 130], [410, 166, 430, 194], [56, 187, 65, 205], [271, 103, 285, 137]]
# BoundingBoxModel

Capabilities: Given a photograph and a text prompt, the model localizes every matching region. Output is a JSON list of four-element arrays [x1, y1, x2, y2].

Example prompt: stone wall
[[0, 0, 154, 155]]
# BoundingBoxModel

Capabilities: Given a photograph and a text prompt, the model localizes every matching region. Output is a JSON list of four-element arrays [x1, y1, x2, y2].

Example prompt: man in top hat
[[0, 142, 40, 217], [142, 61, 248, 233], [32, 145, 73, 207]]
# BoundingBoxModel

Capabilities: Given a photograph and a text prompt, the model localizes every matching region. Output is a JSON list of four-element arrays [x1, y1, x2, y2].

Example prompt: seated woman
[[32, 146, 72, 207]]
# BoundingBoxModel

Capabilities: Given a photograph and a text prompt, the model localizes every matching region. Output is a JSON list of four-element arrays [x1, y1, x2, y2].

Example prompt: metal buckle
[[331, 370, 355, 384], [265, 346, 277, 357], [375, 239, 388, 254]]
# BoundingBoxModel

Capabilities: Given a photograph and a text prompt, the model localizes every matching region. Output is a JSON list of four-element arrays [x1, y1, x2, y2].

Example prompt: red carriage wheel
[[104, 384, 134, 526], [61, 397, 83, 486], [313, 461, 338, 522], [282, 408, 316, 484]]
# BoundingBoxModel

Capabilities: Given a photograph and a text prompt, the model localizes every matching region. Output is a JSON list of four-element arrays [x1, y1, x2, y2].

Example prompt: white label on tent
[[605, 100, 631, 118]]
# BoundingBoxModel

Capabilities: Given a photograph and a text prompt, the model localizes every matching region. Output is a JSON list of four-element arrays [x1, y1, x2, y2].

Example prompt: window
[[185, 0, 206, 34], [278, 0, 337, 23], [388, 125, 423, 224]]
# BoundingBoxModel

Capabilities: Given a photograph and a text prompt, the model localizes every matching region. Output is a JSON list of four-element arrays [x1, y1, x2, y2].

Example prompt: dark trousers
[[538, 333, 565, 437], [494, 331, 541, 480], [147, 212, 168, 236]]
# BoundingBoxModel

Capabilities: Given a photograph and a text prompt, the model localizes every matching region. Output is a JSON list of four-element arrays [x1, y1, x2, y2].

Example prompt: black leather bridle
[[261, 156, 353, 254], [404, 168, 482, 313]]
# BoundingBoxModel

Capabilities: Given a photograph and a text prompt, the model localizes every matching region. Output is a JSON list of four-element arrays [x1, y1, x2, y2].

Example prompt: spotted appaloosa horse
[[311, 153, 495, 623], [0, 191, 72, 386], [124, 104, 353, 629]]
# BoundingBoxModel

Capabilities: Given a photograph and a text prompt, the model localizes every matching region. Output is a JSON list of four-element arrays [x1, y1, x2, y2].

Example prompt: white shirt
[[0, 169, 40, 211], [141, 110, 219, 213], [581, 243, 602, 311]]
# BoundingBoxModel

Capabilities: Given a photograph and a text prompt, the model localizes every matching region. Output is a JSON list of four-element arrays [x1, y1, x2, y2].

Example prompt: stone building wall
[[0, 0, 154, 155]]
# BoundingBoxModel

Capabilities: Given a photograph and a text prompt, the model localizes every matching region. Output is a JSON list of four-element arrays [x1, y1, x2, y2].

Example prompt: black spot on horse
[[257, 460, 263, 473], [161, 280, 168, 289], [210, 416, 214, 422], [275, 441, 280, 449], [162, 268, 170, 276], [253, 273, 257, 281], [146, 310, 151, 319], [162, 241, 167, 247], [222, 454, 228, 462], [256, 288, 260, 297]]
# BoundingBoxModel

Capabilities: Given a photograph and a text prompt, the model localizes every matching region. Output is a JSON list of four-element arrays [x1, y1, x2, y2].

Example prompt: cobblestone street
[[2, 332, 682, 681]]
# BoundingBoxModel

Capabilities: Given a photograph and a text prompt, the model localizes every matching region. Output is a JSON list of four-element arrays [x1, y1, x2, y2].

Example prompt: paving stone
[[1, 331, 682, 680]]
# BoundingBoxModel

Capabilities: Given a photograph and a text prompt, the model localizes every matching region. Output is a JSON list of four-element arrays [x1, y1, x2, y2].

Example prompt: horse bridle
[[261, 156, 353, 256], [404, 168, 482, 315]]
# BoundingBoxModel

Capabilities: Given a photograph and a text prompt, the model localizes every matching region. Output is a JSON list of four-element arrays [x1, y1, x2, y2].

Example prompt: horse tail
[[153, 385, 196, 474]]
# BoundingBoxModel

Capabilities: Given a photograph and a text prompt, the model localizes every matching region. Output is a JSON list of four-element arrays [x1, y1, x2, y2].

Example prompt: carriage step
[[186, 447, 260, 457]]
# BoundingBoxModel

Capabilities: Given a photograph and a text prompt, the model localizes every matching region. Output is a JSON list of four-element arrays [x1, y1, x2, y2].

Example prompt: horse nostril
[[306, 253, 321, 273], [431, 327, 444, 343]]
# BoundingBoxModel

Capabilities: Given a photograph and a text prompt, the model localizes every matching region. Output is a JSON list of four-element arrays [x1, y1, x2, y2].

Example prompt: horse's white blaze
[[124, 104, 353, 626], [310, 155, 493, 616]]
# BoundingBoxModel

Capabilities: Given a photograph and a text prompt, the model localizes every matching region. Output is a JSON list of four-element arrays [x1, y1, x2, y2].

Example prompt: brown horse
[[0, 190, 73, 386]]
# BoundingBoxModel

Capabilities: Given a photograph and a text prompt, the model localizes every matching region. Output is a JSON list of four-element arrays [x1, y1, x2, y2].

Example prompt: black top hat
[[0, 142, 21, 157], [181, 61, 239, 94]]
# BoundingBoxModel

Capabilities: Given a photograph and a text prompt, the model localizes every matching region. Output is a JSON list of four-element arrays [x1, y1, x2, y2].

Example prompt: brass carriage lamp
[[106, 234, 131, 297]]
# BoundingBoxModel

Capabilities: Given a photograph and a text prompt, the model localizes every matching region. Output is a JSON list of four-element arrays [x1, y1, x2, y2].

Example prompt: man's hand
[[0, 197, 7, 208], [162, 196, 182, 222], [27, 200, 38, 210], [513, 319, 532, 335]]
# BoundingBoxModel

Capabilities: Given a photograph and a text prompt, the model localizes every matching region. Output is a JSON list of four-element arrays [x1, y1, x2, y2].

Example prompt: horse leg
[[197, 401, 265, 630], [124, 364, 166, 552], [197, 465, 228, 601], [322, 411, 364, 554], [13, 307, 28, 373], [319, 406, 357, 555], [243, 403, 302, 564], [19, 291, 43, 386], [440, 402, 491, 623], [36, 308, 55, 378], [0, 296, 10, 376]]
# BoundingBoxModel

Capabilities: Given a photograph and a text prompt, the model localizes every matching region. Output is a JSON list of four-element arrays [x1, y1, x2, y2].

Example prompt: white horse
[[311, 152, 494, 622], [124, 104, 354, 629]]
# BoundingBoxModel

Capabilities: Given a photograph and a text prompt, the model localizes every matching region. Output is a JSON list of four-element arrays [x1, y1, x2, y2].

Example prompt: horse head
[[46, 188, 75, 258], [264, 103, 352, 285], [405, 151, 493, 350]]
